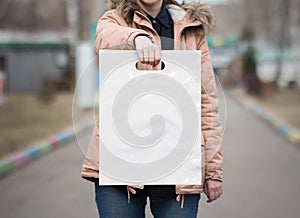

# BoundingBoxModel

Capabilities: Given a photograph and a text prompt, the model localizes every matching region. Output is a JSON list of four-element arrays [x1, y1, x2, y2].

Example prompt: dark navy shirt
[[146, 2, 174, 50]]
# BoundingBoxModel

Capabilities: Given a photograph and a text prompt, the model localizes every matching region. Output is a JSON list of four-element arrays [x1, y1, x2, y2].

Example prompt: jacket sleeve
[[81, 120, 100, 179], [95, 10, 151, 51], [198, 36, 223, 182]]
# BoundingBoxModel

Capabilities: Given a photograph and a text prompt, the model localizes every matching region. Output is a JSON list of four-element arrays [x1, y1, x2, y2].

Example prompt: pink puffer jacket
[[81, 2, 223, 195]]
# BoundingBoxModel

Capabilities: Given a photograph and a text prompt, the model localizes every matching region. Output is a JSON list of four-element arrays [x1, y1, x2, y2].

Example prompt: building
[[0, 40, 70, 93], [0, 0, 105, 93]]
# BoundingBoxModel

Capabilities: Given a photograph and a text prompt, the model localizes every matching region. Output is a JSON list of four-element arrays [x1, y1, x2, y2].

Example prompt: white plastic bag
[[99, 50, 201, 185]]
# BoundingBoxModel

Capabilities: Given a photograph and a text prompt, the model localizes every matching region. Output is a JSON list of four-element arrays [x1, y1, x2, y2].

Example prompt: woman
[[82, 0, 223, 217]]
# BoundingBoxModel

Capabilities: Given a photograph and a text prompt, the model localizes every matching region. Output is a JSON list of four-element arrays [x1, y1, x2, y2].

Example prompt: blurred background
[[0, 0, 299, 218]]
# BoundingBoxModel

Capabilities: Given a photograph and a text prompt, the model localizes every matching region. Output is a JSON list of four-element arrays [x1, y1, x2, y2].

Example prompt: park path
[[0, 95, 300, 218]]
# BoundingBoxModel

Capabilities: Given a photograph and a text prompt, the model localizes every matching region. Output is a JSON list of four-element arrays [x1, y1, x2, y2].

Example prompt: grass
[[237, 89, 300, 130], [0, 92, 74, 158], [254, 90, 300, 130]]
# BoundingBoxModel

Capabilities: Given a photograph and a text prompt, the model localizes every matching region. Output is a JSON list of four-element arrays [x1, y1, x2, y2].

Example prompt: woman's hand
[[204, 179, 223, 203], [127, 185, 144, 194], [134, 35, 161, 66]]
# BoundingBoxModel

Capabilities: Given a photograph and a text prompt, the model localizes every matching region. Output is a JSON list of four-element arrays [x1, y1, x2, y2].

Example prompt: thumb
[[203, 182, 212, 202], [203, 181, 208, 195]]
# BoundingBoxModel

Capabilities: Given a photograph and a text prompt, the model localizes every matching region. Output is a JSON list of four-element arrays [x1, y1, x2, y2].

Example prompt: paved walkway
[[0, 95, 300, 218]]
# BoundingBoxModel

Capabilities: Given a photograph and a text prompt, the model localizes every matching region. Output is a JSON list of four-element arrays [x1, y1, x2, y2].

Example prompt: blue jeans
[[94, 183, 200, 218]]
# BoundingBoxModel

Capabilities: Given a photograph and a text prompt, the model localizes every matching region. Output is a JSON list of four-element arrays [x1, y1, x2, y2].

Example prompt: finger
[[130, 185, 144, 189], [137, 49, 144, 63], [215, 187, 223, 199], [206, 185, 216, 202], [207, 190, 215, 202], [136, 61, 143, 70], [208, 187, 223, 203], [203, 183, 208, 195], [206, 191, 217, 203], [128, 187, 137, 194], [146, 47, 151, 65], [206, 194, 212, 203], [148, 47, 155, 66], [204, 181, 210, 196], [154, 46, 161, 66]]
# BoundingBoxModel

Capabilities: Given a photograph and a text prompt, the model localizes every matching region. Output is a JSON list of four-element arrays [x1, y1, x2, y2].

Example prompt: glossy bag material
[[99, 50, 201, 185]]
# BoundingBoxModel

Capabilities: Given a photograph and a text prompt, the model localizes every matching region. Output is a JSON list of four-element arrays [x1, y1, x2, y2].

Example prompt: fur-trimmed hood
[[108, 0, 215, 34]]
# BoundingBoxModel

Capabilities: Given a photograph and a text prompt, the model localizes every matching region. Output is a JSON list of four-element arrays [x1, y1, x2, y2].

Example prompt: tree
[[275, 0, 291, 84]]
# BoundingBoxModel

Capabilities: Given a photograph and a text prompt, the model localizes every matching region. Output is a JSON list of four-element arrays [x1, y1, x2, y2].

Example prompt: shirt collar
[[146, 2, 171, 29]]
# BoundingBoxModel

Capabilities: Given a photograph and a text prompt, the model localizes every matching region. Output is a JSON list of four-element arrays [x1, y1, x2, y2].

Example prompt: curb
[[0, 122, 94, 177], [229, 91, 300, 149]]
